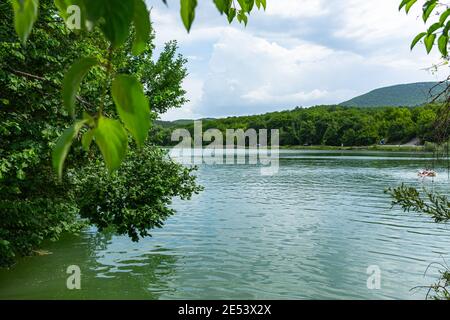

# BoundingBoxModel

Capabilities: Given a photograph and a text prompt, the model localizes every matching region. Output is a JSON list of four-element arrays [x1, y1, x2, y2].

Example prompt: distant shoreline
[[161, 145, 428, 152], [279, 145, 426, 152]]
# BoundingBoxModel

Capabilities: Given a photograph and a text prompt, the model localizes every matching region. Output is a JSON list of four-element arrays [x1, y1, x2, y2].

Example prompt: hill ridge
[[339, 82, 444, 107]]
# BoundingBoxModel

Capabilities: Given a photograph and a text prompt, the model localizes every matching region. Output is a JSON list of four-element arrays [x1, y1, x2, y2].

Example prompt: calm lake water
[[1, 150, 450, 300]]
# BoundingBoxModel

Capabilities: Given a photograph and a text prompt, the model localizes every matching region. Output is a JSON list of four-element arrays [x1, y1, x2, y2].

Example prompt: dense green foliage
[[8, 0, 267, 177], [0, 1, 201, 266], [73, 147, 202, 242], [386, 184, 450, 223], [157, 104, 440, 147], [340, 82, 444, 108], [0, 0, 94, 266]]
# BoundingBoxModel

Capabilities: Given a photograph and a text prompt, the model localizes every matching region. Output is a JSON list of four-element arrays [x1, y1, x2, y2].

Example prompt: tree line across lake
[[156, 104, 441, 147]]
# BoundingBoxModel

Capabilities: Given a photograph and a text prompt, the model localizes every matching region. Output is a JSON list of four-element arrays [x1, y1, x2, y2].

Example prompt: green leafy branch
[[400, 0, 450, 56], [385, 183, 450, 223], [9, 0, 267, 179]]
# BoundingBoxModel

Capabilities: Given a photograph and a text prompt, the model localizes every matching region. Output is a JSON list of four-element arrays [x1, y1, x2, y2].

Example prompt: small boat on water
[[418, 169, 437, 178]]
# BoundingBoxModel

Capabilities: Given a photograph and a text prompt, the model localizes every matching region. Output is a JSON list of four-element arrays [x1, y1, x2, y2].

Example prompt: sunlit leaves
[[180, 0, 197, 32], [401, 0, 449, 57], [132, 0, 151, 55], [213, 0, 239, 24], [422, 0, 437, 23], [256, 0, 266, 10], [85, 0, 135, 48], [237, 0, 246, 11], [227, 8, 236, 23], [214, 0, 230, 14], [15, 1, 268, 47], [245, 0, 255, 11], [428, 22, 441, 34], [81, 129, 94, 151], [112, 75, 150, 148], [62, 57, 98, 117], [52, 120, 86, 180], [399, 0, 418, 13], [92, 117, 128, 172], [11, 0, 39, 44], [440, 9, 450, 25], [9, 0, 269, 177], [54, 0, 137, 48], [424, 33, 436, 53], [438, 34, 448, 56], [237, 0, 253, 12], [237, 10, 248, 26], [411, 32, 426, 50], [181, 0, 266, 30]]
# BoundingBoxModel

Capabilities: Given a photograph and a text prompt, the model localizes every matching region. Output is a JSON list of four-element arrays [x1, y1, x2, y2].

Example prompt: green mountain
[[340, 82, 444, 107]]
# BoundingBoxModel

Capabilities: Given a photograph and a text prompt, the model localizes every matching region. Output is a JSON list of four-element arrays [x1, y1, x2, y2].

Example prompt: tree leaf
[[214, 0, 232, 15], [260, 0, 266, 10], [93, 117, 128, 172], [62, 57, 98, 117], [227, 8, 236, 23], [52, 120, 86, 180], [132, 0, 151, 56], [427, 22, 441, 35], [438, 34, 448, 56], [237, 10, 248, 26], [237, 0, 247, 11], [399, 0, 410, 11], [424, 33, 436, 53], [82, 129, 94, 151], [245, 0, 254, 13], [11, 0, 39, 44], [439, 9, 450, 25], [411, 32, 426, 50], [423, 0, 437, 22], [84, 0, 135, 48], [112, 75, 150, 148], [405, 0, 417, 13], [214, 0, 226, 14], [180, 0, 197, 32]]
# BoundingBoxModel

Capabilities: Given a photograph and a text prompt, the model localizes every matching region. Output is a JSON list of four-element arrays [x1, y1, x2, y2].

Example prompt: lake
[[1, 150, 449, 299]]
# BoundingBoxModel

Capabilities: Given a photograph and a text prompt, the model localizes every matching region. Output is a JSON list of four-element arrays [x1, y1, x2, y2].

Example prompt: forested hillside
[[340, 82, 443, 107], [156, 105, 439, 147]]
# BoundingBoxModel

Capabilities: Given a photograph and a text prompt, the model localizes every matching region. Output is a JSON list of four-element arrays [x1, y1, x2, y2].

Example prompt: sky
[[146, 0, 448, 121]]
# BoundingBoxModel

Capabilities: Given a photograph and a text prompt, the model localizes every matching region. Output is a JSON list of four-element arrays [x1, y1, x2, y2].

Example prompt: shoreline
[[160, 145, 428, 152], [279, 145, 427, 152]]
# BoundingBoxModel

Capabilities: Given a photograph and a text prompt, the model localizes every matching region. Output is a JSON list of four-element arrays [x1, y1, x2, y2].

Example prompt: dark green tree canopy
[[0, 0, 201, 266]]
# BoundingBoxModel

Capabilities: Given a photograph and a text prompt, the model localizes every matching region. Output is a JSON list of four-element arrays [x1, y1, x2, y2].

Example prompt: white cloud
[[332, 0, 418, 43], [266, 0, 328, 18], [162, 75, 204, 121], [151, 7, 225, 47], [155, 0, 448, 120]]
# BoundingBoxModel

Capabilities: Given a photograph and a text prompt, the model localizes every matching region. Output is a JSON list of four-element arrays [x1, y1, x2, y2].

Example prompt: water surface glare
[[1, 150, 450, 299]]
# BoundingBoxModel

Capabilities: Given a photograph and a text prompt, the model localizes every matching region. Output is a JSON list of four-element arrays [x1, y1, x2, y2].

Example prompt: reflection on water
[[0, 150, 449, 299], [0, 230, 178, 299]]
